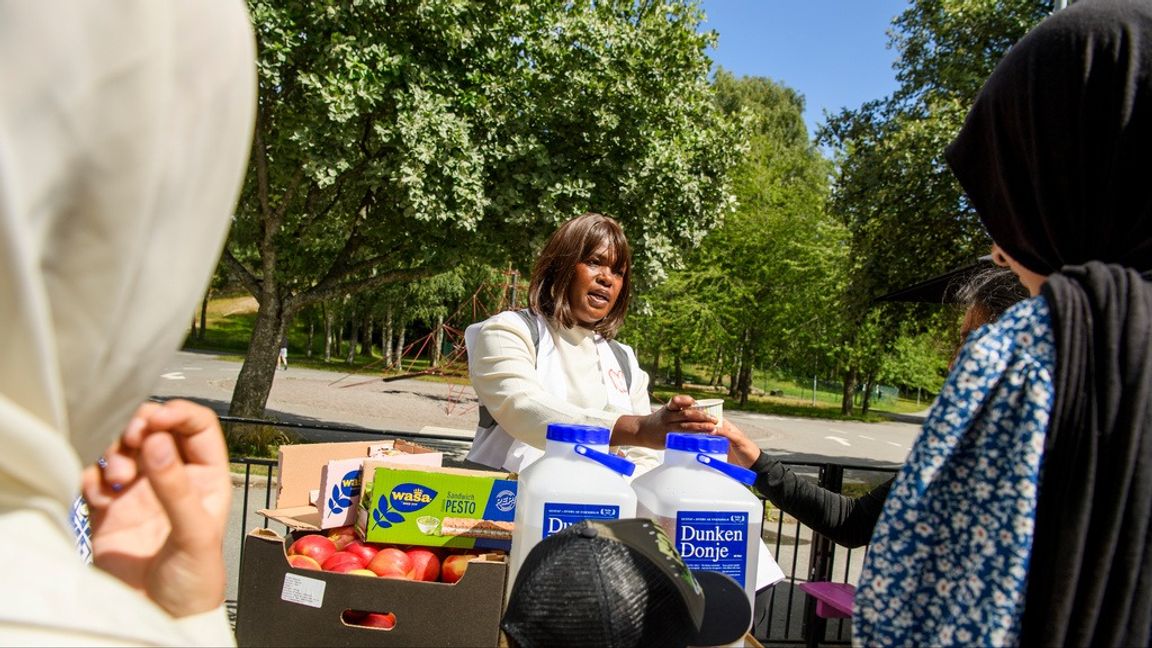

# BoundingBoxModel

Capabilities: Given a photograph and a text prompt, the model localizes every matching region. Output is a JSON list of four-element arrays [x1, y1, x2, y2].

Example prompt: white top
[[0, 1, 254, 644], [465, 311, 658, 472]]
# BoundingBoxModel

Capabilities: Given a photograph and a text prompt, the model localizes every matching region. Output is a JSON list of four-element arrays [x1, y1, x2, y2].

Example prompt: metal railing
[[223, 416, 896, 647]]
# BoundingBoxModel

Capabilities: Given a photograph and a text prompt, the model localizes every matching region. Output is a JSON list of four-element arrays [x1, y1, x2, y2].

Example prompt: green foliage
[[624, 71, 844, 402], [818, 0, 1050, 412], [879, 324, 954, 393], [226, 0, 743, 418]]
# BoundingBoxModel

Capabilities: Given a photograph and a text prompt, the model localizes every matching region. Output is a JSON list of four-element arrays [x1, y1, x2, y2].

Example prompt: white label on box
[[281, 572, 326, 608]]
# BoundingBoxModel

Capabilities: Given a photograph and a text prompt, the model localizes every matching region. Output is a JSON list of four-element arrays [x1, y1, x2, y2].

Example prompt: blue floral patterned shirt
[[854, 296, 1055, 647]]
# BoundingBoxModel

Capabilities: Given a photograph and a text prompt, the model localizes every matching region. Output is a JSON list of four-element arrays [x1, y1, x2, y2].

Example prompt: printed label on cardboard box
[[281, 572, 326, 609], [357, 466, 517, 550]]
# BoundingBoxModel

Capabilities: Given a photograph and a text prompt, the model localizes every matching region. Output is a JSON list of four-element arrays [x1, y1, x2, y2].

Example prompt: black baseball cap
[[501, 518, 752, 648]]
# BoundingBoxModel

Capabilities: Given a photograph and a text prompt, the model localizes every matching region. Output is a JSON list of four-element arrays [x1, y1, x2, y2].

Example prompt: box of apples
[[235, 525, 507, 647]]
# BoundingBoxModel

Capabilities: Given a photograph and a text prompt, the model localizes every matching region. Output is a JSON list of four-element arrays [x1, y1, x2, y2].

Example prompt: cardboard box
[[261, 440, 443, 532], [235, 528, 507, 647], [357, 465, 517, 551], [317, 457, 366, 529]]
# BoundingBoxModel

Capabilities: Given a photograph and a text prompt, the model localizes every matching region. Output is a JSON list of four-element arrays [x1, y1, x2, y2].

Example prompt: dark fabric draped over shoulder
[[944, 1, 1152, 645], [1033, 264, 1152, 647], [945, 0, 1152, 277]]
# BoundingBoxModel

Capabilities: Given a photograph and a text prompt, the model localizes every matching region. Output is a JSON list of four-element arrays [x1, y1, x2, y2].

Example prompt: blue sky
[[697, 0, 910, 135]]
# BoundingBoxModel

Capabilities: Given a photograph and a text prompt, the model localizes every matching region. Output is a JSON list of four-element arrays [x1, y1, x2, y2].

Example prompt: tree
[[624, 71, 843, 406], [224, 0, 742, 423], [819, 0, 1050, 413]]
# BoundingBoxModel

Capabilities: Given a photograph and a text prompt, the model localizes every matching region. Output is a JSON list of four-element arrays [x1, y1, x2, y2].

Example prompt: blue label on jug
[[676, 510, 749, 587], [541, 502, 620, 539]]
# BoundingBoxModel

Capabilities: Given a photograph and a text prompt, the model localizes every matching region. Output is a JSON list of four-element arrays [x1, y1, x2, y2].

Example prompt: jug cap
[[546, 423, 610, 445], [666, 432, 728, 454]]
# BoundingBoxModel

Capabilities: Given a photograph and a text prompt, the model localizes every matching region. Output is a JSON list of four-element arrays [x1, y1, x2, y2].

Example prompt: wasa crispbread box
[[356, 464, 517, 551]]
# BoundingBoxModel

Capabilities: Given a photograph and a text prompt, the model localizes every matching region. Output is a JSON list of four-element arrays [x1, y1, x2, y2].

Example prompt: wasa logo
[[327, 469, 361, 515], [389, 483, 437, 512], [370, 483, 438, 531]]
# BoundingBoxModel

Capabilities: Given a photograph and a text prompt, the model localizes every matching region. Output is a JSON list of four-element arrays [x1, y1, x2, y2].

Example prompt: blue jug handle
[[574, 444, 637, 477], [696, 453, 757, 485]]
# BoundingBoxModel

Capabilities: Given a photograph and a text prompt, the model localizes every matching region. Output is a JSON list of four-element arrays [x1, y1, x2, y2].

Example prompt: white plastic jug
[[632, 433, 761, 609], [507, 423, 637, 588]]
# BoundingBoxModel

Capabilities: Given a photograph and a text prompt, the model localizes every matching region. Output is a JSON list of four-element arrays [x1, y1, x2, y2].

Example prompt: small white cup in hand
[[689, 398, 724, 429]]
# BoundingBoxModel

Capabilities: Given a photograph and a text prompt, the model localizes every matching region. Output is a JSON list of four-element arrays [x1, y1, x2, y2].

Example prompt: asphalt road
[[154, 350, 922, 471]]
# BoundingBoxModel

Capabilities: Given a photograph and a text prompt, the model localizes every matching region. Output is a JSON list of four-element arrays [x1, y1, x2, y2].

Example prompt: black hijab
[[946, 1, 1152, 645]]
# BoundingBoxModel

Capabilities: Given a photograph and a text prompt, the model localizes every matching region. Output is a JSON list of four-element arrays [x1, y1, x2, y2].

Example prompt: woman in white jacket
[[466, 213, 716, 472], [0, 1, 255, 644]]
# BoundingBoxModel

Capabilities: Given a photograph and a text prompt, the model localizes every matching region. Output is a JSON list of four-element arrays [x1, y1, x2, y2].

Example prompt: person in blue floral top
[[855, 2, 1152, 646]]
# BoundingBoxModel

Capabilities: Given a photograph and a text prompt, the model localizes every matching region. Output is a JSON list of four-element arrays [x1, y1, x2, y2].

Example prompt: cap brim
[[874, 256, 993, 304], [688, 571, 753, 646]]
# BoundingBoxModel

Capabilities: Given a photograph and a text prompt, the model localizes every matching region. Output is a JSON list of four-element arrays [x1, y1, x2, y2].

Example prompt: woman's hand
[[81, 399, 231, 618], [612, 394, 719, 448], [711, 420, 762, 468]]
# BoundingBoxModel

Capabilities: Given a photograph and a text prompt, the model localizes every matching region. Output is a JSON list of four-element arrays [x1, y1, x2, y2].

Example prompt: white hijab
[[0, 1, 255, 643]]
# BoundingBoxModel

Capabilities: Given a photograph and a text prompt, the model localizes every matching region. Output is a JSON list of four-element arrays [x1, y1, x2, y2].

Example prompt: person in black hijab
[[854, 1, 1152, 646]]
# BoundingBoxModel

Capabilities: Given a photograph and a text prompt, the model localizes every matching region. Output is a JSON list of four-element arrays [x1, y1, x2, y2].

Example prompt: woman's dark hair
[[528, 212, 632, 338], [953, 265, 1031, 347]]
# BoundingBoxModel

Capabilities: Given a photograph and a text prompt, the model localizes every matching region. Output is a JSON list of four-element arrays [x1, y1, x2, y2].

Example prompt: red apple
[[327, 525, 357, 551], [367, 547, 413, 579], [288, 534, 337, 566], [287, 554, 322, 571], [405, 547, 441, 582], [322, 551, 365, 572], [441, 553, 478, 584], [344, 540, 379, 565], [346, 568, 377, 577], [325, 561, 369, 574], [360, 612, 396, 629]]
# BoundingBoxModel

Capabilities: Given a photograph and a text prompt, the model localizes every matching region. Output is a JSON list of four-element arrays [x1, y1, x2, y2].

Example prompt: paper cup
[[690, 398, 724, 428]]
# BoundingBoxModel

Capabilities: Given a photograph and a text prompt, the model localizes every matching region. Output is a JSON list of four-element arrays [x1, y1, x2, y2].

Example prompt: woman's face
[[566, 243, 624, 328], [991, 243, 1047, 297]]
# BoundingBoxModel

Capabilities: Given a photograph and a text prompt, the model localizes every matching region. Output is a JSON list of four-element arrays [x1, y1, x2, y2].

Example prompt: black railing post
[[802, 463, 845, 648]]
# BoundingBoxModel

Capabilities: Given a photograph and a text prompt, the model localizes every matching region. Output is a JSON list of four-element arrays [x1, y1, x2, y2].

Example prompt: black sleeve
[[750, 452, 893, 548]]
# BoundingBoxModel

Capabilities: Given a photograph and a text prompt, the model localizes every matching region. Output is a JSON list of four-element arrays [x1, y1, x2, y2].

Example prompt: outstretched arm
[[716, 420, 891, 548]]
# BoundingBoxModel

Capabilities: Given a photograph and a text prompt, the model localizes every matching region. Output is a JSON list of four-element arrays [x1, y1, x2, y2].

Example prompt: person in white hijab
[[0, 1, 255, 644]]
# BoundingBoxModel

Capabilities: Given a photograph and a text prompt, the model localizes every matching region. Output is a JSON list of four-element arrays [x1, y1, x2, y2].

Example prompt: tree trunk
[[431, 314, 444, 368], [708, 347, 723, 386], [228, 293, 286, 421], [190, 315, 198, 340], [306, 317, 315, 358], [737, 327, 755, 406], [840, 365, 857, 415], [395, 326, 406, 368], [728, 352, 740, 400], [861, 371, 877, 415], [651, 345, 662, 387], [360, 314, 374, 357], [198, 292, 209, 341], [383, 307, 394, 366], [345, 314, 358, 364], [323, 302, 334, 362], [737, 362, 752, 407]]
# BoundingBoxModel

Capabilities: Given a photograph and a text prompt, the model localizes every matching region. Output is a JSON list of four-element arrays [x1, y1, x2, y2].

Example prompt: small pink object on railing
[[798, 581, 856, 619]]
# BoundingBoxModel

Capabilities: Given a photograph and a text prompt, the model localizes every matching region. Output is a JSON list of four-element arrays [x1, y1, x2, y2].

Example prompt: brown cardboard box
[[260, 439, 443, 531], [235, 528, 508, 647]]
